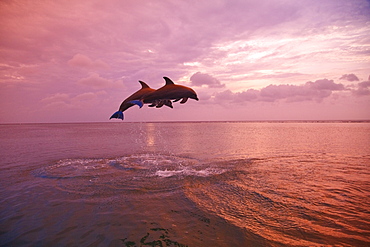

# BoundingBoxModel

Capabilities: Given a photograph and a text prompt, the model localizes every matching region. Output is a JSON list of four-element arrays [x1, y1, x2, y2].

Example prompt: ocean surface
[[0, 122, 369, 246]]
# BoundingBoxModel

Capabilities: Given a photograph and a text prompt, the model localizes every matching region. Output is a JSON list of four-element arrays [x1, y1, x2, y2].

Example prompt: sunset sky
[[1, 0, 369, 123]]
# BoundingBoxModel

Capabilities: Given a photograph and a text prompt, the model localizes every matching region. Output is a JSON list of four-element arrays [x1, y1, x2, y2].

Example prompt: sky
[[0, 0, 369, 123]]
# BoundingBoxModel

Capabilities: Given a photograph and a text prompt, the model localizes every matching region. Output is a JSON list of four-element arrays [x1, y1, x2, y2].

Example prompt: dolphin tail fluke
[[128, 100, 144, 108], [110, 111, 124, 120]]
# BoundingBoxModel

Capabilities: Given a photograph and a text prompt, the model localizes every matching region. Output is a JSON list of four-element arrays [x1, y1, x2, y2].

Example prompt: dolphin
[[109, 80, 155, 120], [136, 77, 199, 107]]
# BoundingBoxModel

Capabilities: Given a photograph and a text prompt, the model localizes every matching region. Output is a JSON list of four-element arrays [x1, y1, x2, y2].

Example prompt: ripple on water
[[183, 155, 370, 246], [32, 153, 228, 196]]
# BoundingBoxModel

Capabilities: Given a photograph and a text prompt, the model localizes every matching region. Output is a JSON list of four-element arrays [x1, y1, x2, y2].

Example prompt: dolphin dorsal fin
[[163, 77, 175, 85], [139, 81, 150, 89]]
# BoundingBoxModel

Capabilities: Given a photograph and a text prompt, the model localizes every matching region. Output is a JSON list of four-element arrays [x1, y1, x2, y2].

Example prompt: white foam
[[155, 167, 225, 178]]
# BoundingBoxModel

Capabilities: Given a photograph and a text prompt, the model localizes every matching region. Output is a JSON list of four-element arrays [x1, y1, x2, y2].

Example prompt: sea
[[0, 121, 369, 247]]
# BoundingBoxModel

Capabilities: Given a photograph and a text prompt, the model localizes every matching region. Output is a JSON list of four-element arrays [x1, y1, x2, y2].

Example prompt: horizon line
[[1, 119, 370, 125]]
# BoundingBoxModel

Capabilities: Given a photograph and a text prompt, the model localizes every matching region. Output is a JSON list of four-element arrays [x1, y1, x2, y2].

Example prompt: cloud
[[306, 79, 345, 91], [215, 89, 259, 102], [77, 73, 114, 89], [340, 74, 359, 81], [215, 79, 346, 103], [41, 93, 70, 104], [190, 72, 224, 88], [352, 80, 370, 96], [68, 54, 109, 70], [41, 91, 107, 110], [1, 0, 370, 122]]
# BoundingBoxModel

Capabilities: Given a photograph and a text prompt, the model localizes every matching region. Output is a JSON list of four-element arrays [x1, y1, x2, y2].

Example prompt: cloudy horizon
[[1, 0, 369, 123]]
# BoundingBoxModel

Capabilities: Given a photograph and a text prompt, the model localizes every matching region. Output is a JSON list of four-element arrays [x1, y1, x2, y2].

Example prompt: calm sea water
[[0, 122, 369, 246]]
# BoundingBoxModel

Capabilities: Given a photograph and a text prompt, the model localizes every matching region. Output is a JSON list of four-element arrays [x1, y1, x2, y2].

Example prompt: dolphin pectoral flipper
[[148, 100, 160, 107], [164, 100, 173, 108], [147, 100, 173, 108], [110, 111, 124, 120], [156, 101, 165, 108], [128, 100, 144, 108], [180, 98, 188, 104]]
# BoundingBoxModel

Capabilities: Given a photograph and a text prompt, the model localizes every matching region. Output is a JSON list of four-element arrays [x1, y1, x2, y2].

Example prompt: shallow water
[[1, 122, 369, 246]]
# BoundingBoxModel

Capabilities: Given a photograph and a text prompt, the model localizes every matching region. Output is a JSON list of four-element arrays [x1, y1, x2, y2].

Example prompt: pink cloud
[[68, 54, 109, 70], [352, 80, 370, 96], [77, 73, 114, 89], [215, 79, 346, 103], [190, 72, 225, 88], [41, 93, 70, 104], [306, 79, 345, 91], [340, 74, 359, 81], [41, 91, 107, 110], [0, 0, 369, 122]]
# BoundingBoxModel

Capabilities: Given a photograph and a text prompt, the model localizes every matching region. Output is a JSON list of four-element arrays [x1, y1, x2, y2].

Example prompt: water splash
[[32, 153, 229, 196]]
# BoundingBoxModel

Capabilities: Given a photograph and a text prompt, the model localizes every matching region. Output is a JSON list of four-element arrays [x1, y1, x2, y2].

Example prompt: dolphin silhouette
[[138, 77, 199, 107], [110, 81, 155, 120]]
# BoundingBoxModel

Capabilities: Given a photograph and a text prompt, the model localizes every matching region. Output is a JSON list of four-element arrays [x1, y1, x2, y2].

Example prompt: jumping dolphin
[[109, 81, 155, 120], [134, 77, 199, 108]]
